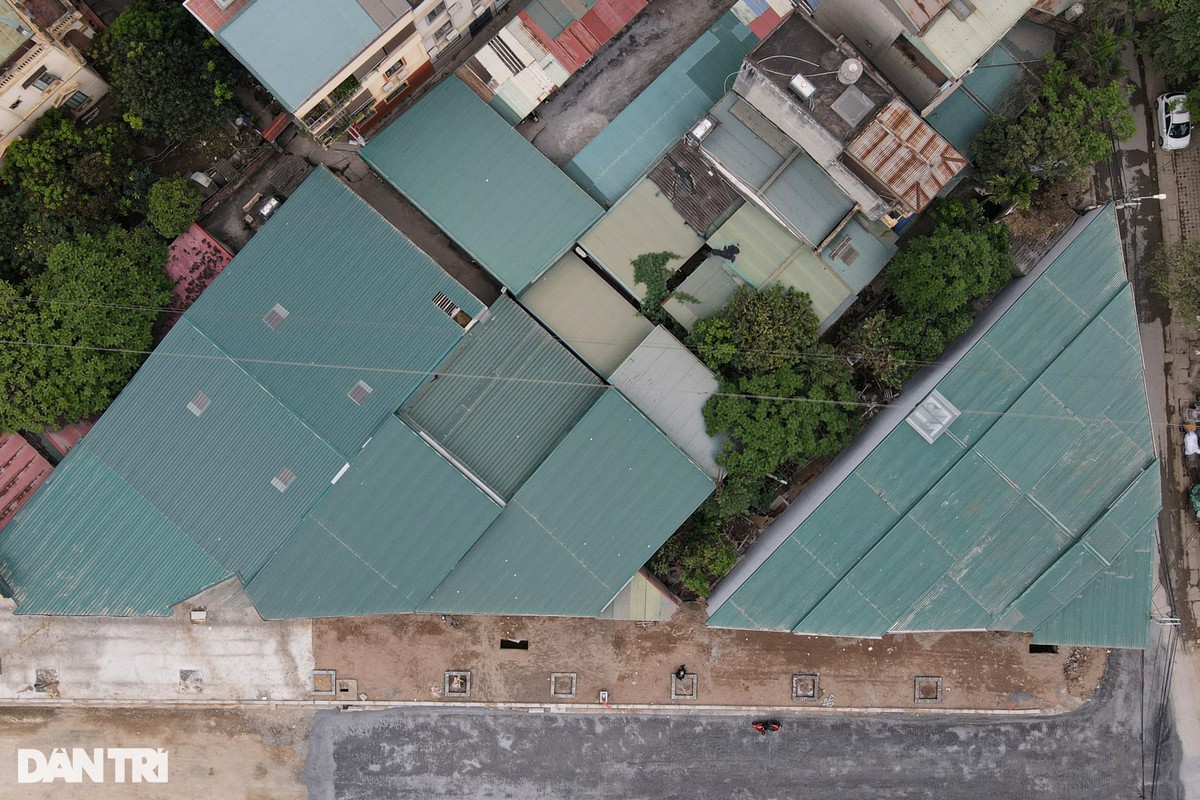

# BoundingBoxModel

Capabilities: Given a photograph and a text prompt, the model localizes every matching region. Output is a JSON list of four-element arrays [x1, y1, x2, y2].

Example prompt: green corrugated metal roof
[[819, 217, 897, 293], [564, 13, 759, 204], [216, 0, 386, 111], [0, 447, 229, 616], [245, 417, 503, 618], [82, 320, 349, 579], [0, 168, 495, 615], [400, 295, 604, 498], [361, 77, 604, 293], [421, 390, 715, 616], [663, 254, 743, 330], [710, 206, 1160, 647], [190, 168, 483, 457]]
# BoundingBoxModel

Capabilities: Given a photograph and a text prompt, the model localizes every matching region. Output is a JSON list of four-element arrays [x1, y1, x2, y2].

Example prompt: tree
[[631, 251, 689, 327], [690, 285, 820, 375], [1151, 241, 1200, 323], [147, 177, 203, 238], [885, 200, 1013, 320], [702, 347, 861, 520], [94, 0, 237, 140], [649, 512, 739, 598], [973, 58, 1134, 199], [0, 229, 171, 431], [1, 110, 136, 225], [1140, 0, 1200, 111]]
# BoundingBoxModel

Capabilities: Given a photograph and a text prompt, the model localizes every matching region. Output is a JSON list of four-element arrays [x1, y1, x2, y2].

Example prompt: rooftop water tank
[[837, 58, 863, 85]]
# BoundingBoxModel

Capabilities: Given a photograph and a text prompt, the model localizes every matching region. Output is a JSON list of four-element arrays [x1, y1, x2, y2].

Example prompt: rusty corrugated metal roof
[[844, 98, 967, 213], [891, 0, 950, 32]]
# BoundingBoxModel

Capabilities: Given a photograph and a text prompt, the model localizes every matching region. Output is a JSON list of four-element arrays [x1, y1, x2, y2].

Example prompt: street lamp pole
[[1115, 193, 1168, 210]]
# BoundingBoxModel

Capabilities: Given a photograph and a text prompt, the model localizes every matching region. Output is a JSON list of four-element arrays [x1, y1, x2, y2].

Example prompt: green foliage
[[972, 58, 1135, 200], [1, 110, 136, 224], [1151, 241, 1200, 323], [885, 221, 1013, 320], [1141, 0, 1200, 111], [703, 348, 861, 520], [690, 285, 819, 375], [843, 200, 1013, 389], [94, 0, 237, 140], [631, 251, 682, 326], [146, 177, 203, 238], [0, 228, 171, 431], [648, 513, 739, 598]]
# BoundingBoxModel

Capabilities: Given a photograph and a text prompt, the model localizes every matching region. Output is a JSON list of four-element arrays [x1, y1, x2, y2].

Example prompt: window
[[62, 90, 88, 111], [385, 58, 407, 78], [435, 20, 453, 39], [187, 391, 211, 417], [8, 99, 19, 110], [348, 380, 373, 405], [271, 468, 296, 493], [425, 1, 447, 24], [31, 72, 60, 92], [385, 81, 409, 102], [263, 303, 289, 330]]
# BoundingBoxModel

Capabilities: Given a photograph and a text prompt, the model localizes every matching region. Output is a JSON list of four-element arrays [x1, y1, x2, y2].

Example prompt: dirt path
[[314, 607, 1105, 712]]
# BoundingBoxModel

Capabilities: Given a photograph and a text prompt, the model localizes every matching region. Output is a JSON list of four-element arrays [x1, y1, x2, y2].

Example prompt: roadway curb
[[0, 697, 1059, 717]]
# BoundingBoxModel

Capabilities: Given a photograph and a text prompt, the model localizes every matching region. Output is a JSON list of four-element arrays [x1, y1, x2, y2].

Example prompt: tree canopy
[[1151, 240, 1200, 323], [1140, 0, 1200, 110], [147, 177, 203, 238], [94, 0, 236, 140], [691, 285, 820, 375], [0, 228, 171, 431], [1, 110, 136, 225], [972, 58, 1134, 208]]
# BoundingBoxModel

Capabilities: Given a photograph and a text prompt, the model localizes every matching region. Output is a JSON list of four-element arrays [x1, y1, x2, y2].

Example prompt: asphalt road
[[303, 646, 1181, 800]]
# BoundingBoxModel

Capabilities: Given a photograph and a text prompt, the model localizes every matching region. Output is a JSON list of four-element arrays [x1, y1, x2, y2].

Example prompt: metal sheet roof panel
[[422, 390, 714, 615], [245, 417, 503, 618], [518, 253, 654, 377], [0, 447, 229, 616], [362, 77, 604, 293], [216, 0, 386, 111], [402, 295, 604, 498]]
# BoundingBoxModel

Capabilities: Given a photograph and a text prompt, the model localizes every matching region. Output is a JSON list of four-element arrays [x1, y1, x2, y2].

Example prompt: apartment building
[[0, 0, 107, 158]]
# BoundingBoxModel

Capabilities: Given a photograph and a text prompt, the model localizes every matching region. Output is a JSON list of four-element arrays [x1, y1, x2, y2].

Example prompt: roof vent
[[271, 468, 296, 492], [263, 303, 289, 330], [907, 389, 960, 444], [348, 380, 373, 405], [789, 73, 816, 101], [831, 86, 874, 127], [837, 58, 863, 85], [949, 0, 974, 21], [187, 391, 210, 417]]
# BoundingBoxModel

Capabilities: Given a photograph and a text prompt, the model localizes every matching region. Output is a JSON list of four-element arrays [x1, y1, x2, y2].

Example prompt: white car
[[1157, 92, 1192, 151]]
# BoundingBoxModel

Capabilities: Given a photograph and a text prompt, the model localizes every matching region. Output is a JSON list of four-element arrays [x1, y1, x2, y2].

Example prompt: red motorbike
[[751, 720, 782, 735]]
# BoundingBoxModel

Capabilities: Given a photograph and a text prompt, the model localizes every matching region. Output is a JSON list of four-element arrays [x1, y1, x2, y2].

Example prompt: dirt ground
[[0, 706, 312, 799], [314, 605, 1107, 713]]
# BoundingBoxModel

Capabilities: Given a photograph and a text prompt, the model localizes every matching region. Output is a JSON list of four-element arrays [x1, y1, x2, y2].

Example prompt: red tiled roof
[[0, 434, 52, 533], [183, 0, 254, 34]]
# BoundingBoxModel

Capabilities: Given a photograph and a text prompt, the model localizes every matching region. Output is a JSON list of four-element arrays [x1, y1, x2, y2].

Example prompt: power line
[[0, 336, 1169, 428]]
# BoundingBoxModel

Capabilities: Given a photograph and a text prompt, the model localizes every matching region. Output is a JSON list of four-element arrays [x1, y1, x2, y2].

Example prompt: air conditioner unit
[[447, 29, 461, 43], [428, 45, 440, 59], [383, 81, 395, 92], [474, 5, 486, 16]]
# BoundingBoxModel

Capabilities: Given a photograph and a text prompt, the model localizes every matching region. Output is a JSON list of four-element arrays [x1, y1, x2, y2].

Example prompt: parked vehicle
[[751, 720, 782, 735], [1157, 92, 1192, 151]]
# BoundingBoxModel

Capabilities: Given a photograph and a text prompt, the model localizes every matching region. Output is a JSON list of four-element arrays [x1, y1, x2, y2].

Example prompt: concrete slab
[[0, 581, 313, 702]]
